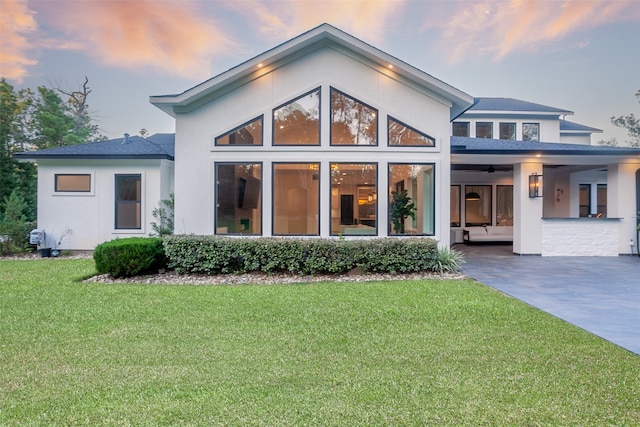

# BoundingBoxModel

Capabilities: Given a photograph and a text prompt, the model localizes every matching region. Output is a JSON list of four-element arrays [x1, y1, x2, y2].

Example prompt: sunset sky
[[1, 0, 639, 144]]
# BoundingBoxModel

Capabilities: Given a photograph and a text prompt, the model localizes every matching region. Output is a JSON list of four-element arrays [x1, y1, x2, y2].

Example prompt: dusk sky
[[1, 0, 639, 144]]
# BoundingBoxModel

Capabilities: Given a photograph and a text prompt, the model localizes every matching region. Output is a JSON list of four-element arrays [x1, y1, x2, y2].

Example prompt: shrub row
[[94, 237, 166, 278], [163, 235, 444, 275]]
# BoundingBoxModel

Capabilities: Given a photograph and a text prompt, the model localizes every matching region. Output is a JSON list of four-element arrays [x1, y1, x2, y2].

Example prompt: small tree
[[0, 190, 35, 254], [150, 193, 174, 237], [390, 189, 416, 234]]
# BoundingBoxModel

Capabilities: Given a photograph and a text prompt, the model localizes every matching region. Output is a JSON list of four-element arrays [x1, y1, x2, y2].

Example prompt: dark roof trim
[[451, 136, 640, 156]]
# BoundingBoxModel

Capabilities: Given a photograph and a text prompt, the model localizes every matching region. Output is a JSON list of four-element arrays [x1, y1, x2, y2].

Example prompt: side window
[[273, 88, 320, 146], [55, 174, 91, 192], [499, 123, 516, 140], [216, 116, 263, 145], [389, 164, 435, 235], [388, 117, 435, 147], [330, 88, 378, 145], [115, 174, 141, 229]]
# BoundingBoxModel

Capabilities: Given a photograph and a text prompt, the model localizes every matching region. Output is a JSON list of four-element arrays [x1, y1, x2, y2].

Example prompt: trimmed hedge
[[163, 235, 444, 275], [94, 237, 167, 278]]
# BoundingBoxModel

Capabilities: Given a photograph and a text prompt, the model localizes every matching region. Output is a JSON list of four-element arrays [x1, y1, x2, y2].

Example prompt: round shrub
[[94, 237, 167, 278]]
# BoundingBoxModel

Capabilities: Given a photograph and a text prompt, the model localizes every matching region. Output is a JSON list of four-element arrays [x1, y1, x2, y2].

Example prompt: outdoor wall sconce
[[529, 173, 543, 198]]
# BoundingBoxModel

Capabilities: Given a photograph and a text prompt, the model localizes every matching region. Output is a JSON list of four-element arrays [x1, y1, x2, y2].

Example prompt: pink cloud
[[37, 0, 238, 78], [225, 0, 406, 44], [430, 0, 640, 63], [0, 0, 38, 82]]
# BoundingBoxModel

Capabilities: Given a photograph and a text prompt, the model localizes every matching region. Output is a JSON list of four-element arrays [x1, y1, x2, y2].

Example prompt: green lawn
[[1, 259, 638, 426]]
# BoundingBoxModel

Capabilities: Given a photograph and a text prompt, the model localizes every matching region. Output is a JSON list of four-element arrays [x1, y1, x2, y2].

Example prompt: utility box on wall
[[29, 229, 45, 245]]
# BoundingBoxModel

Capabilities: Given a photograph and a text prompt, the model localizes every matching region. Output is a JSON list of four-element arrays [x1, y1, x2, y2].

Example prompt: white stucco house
[[15, 24, 640, 256]]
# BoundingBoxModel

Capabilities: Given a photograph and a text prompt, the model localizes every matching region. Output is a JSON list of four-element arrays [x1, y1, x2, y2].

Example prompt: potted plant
[[390, 189, 416, 234]]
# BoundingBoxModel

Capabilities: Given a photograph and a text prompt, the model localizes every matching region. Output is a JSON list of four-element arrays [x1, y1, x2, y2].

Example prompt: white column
[[513, 162, 543, 255], [608, 162, 640, 255]]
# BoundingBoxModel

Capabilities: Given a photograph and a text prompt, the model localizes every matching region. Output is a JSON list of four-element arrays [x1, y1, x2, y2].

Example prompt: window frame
[[271, 162, 321, 236], [388, 163, 436, 236], [475, 122, 493, 139], [330, 87, 378, 146], [114, 174, 142, 230], [215, 162, 263, 235], [54, 173, 93, 194], [499, 122, 516, 140], [450, 185, 461, 227], [523, 122, 540, 142], [272, 87, 321, 146], [215, 115, 264, 146], [329, 162, 378, 236], [464, 185, 492, 227], [452, 122, 470, 137], [387, 116, 435, 147]]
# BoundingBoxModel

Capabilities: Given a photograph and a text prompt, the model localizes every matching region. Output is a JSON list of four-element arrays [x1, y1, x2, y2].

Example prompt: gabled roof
[[150, 23, 473, 120], [451, 136, 640, 155], [13, 134, 175, 161], [466, 98, 573, 116], [560, 119, 602, 134]]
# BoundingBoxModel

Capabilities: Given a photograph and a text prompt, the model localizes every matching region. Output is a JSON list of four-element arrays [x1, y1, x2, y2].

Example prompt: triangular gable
[[150, 23, 473, 121]]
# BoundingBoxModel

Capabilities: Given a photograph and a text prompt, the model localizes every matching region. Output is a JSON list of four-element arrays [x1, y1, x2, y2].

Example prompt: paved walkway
[[457, 244, 640, 355]]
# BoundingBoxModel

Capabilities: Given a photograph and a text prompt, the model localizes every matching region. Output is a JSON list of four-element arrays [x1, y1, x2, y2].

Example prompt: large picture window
[[216, 163, 262, 234], [389, 164, 435, 235], [465, 185, 491, 226], [330, 88, 377, 145], [216, 116, 263, 145], [115, 174, 141, 229], [330, 163, 377, 235], [273, 88, 320, 146], [55, 174, 91, 192], [496, 185, 513, 226], [273, 163, 320, 235], [450, 185, 461, 227], [388, 117, 435, 147]]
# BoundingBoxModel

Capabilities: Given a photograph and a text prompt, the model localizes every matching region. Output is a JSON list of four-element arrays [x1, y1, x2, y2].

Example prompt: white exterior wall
[[173, 47, 452, 245], [36, 159, 173, 250], [559, 134, 592, 145]]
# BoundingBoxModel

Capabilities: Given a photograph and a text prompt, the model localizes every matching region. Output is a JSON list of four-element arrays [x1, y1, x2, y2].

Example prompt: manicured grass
[[1, 259, 638, 426]]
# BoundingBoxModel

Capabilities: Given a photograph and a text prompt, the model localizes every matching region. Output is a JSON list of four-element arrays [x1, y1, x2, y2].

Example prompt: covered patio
[[451, 137, 640, 256]]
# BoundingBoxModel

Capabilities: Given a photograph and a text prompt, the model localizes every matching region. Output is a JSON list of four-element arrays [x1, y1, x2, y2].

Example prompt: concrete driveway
[[457, 244, 640, 355]]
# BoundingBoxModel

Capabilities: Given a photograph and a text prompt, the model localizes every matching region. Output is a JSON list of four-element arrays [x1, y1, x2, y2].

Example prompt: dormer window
[[523, 123, 540, 141], [499, 123, 516, 140], [476, 122, 493, 139], [452, 122, 470, 137]]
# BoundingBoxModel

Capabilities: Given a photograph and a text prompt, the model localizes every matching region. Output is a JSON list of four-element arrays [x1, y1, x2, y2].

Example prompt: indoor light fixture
[[465, 191, 481, 201], [529, 173, 543, 198]]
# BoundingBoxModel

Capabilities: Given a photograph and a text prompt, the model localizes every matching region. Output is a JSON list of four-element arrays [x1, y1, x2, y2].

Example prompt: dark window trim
[[329, 87, 379, 146], [452, 121, 470, 137], [387, 116, 436, 147], [475, 122, 493, 139], [329, 161, 378, 236], [215, 115, 264, 146], [54, 173, 91, 192], [499, 122, 517, 140], [523, 122, 540, 141], [114, 174, 142, 230], [271, 162, 321, 236], [451, 185, 461, 227], [579, 183, 591, 217], [388, 162, 436, 236], [214, 162, 263, 235], [464, 184, 492, 227], [272, 87, 321, 146]]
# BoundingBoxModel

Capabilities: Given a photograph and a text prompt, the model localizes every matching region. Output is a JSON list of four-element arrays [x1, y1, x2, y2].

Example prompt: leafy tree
[[150, 193, 174, 237], [599, 90, 640, 147]]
